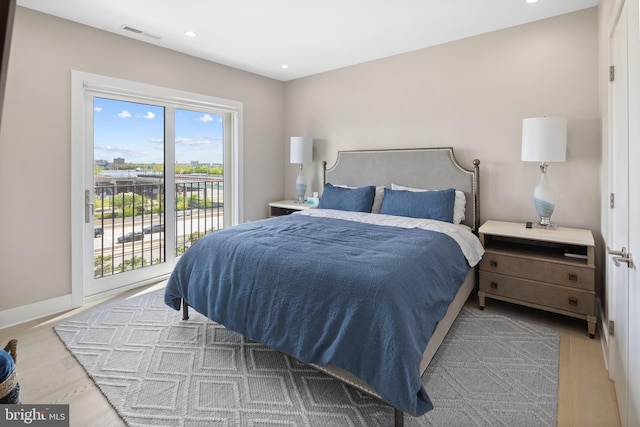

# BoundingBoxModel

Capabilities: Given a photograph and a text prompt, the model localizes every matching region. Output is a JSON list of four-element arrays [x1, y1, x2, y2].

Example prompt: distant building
[[95, 159, 109, 167], [113, 157, 125, 167]]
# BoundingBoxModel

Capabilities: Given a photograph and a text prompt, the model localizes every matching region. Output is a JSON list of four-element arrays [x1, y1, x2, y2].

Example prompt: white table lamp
[[290, 137, 313, 203], [521, 117, 567, 228]]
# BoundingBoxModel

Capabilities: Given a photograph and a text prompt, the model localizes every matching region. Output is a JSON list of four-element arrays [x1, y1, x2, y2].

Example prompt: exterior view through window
[[93, 97, 224, 278]]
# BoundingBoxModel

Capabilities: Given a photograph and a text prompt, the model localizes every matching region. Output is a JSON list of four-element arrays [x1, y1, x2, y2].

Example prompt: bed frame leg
[[394, 409, 404, 427], [181, 299, 190, 320]]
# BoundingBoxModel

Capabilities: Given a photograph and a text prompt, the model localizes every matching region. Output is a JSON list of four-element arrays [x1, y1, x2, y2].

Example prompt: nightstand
[[478, 220, 597, 338], [268, 200, 316, 217]]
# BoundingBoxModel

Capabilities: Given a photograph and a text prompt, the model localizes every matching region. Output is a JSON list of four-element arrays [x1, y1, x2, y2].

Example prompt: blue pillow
[[318, 183, 376, 213], [380, 187, 456, 222]]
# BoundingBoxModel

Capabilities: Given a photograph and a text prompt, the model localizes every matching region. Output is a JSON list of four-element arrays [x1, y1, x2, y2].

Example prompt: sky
[[93, 97, 224, 165]]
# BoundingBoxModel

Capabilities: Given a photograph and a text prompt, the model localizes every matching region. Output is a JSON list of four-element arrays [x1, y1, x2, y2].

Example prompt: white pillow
[[334, 184, 385, 214], [371, 186, 385, 214], [391, 183, 466, 224]]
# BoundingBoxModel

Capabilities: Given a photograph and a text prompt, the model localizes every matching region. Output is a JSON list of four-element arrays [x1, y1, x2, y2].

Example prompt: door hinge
[[610, 193, 615, 208], [610, 65, 615, 82], [609, 320, 615, 336]]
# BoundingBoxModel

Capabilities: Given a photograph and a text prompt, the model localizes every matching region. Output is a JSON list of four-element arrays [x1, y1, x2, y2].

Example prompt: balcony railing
[[93, 178, 223, 278]]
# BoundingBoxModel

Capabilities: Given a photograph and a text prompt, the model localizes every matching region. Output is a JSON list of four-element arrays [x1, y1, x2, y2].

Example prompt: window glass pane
[[174, 108, 224, 256], [93, 97, 165, 278]]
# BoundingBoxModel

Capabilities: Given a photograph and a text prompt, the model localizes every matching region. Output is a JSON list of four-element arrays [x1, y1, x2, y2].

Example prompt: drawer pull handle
[[490, 281, 498, 289], [568, 273, 578, 281], [490, 260, 498, 267], [568, 297, 578, 306]]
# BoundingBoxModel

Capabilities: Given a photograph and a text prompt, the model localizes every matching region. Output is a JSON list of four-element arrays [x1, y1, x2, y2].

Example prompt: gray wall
[[0, 7, 284, 312], [284, 8, 600, 233]]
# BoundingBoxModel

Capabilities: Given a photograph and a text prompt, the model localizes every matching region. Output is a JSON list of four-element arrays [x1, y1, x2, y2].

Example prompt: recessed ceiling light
[[281, 64, 289, 69], [526, 0, 538, 3], [185, 31, 197, 37]]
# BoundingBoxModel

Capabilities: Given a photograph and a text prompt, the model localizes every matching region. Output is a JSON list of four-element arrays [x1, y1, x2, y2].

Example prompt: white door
[[625, 0, 640, 424], [609, 2, 629, 424], [608, 1, 640, 425]]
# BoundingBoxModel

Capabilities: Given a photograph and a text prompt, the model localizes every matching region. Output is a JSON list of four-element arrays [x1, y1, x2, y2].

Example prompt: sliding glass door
[[73, 72, 241, 300]]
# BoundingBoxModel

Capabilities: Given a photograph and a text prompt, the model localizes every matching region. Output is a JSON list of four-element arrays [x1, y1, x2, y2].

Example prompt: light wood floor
[[0, 283, 621, 427]]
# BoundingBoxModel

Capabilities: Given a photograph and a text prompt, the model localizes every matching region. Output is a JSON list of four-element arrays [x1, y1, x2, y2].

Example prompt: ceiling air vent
[[122, 25, 143, 34], [121, 25, 161, 40]]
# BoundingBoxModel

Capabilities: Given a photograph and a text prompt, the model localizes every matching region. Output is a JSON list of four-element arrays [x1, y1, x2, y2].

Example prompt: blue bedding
[[164, 213, 470, 415]]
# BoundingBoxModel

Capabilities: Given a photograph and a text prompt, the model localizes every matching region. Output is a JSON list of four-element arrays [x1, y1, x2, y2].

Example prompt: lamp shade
[[290, 137, 312, 164], [521, 117, 567, 163]]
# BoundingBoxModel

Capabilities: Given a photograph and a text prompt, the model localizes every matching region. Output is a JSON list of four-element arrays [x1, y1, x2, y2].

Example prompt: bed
[[164, 147, 483, 426]]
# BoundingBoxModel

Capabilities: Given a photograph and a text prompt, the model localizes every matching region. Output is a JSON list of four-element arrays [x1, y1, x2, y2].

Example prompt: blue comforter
[[164, 214, 470, 415]]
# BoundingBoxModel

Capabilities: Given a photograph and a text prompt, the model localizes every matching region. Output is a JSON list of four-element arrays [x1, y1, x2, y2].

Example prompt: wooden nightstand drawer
[[480, 251, 595, 291], [479, 271, 595, 316]]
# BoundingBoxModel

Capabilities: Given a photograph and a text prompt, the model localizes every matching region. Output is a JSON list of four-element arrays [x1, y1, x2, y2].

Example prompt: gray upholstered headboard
[[322, 147, 480, 231]]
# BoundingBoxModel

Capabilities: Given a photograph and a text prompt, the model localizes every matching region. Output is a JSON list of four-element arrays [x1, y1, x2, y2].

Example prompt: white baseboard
[[0, 275, 170, 330], [0, 294, 75, 330]]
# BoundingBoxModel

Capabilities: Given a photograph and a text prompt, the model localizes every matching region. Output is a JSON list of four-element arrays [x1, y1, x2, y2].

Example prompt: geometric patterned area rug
[[54, 289, 558, 427]]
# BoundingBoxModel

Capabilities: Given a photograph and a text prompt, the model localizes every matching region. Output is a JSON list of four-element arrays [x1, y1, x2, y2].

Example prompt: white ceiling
[[17, 0, 599, 81]]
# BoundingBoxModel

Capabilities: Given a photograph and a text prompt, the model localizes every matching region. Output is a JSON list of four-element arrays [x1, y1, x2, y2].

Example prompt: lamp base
[[532, 222, 557, 230], [295, 164, 306, 204], [533, 216, 557, 229], [531, 164, 557, 230]]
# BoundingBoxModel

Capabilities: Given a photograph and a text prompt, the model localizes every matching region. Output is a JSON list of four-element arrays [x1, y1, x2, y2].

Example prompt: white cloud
[[199, 114, 213, 122], [176, 137, 210, 146], [94, 107, 102, 112], [95, 145, 135, 154], [142, 111, 155, 120], [117, 110, 132, 119]]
